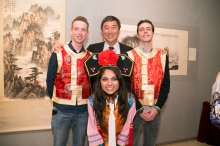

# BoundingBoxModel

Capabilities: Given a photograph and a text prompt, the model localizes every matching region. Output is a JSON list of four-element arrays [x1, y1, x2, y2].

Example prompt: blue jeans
[[133, 107, 161, 146], [51, 107, 88, 146]]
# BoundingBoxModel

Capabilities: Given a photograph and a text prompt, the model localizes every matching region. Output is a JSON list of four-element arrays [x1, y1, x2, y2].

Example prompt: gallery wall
[[1, 0, 220, 146]]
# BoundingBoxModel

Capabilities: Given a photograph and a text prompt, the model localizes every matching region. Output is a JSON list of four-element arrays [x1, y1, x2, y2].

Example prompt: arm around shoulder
[[51, 42, 64, 53]]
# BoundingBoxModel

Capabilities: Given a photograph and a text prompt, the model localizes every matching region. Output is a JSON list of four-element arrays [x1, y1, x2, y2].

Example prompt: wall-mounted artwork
[[0, 0, 65, 133], [119, 24, 188, 75]]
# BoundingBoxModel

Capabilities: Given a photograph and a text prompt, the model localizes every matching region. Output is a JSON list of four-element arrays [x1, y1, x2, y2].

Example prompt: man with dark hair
[[87, 15, 130, 54], [136, 19, 155, 33], [87, 15, 143, 111], [127, 19, 170, 146], [46, 16, 91, 146]]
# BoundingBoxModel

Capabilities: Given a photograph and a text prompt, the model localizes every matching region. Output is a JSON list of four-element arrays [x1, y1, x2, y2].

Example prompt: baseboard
[[156, 137, 197, 145]]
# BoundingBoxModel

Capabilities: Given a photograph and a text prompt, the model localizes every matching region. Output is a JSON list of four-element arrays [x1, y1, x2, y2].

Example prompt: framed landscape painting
[[0, 0, 65, 133]]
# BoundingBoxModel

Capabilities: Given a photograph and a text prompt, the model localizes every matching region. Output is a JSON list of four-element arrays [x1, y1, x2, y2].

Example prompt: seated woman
[[84, 50, 136, 146]]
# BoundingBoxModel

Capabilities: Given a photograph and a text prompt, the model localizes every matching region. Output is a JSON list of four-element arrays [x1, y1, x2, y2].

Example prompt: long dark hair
[[93, 66, 129, 132]]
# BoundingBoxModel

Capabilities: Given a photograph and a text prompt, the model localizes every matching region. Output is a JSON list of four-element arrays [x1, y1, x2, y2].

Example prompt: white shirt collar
[[103, 41, 120, 54], [139, 44, 153, 53]]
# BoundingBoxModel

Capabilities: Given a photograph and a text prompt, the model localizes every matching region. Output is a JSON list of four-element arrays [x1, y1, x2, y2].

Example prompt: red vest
[[127, 47, 165, 106], [52, 45, 91, 105]]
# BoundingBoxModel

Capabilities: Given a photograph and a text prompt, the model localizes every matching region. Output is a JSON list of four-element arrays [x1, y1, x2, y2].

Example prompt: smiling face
[[100, 69, 119, 95], [101, 20, 120, 46], [70, 20, 88, 45], [137, 22, 154, 43]]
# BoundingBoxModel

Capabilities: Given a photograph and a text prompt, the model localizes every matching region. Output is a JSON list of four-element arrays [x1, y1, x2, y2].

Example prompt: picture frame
[[0, 0, 65, 133]]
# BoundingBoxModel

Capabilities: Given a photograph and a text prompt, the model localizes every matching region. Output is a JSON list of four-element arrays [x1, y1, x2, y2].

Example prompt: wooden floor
[[157, 139, 211, 146]]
